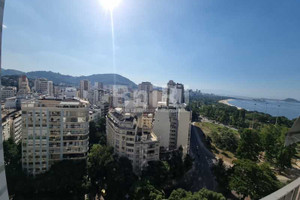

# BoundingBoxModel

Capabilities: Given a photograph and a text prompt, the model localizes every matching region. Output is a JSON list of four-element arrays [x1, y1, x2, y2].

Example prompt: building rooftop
[[21, 97, 89, 108], [111, 111, 135, 122], [60, 101, 80, 106]]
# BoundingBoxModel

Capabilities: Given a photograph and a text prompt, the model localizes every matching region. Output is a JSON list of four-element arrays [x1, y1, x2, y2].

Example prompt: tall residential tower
[[106, 109, 159, 172], [21, 98, 89, 175]]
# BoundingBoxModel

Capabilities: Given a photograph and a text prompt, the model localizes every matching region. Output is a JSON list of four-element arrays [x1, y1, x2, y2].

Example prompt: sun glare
[[100, 0, 121, 11]]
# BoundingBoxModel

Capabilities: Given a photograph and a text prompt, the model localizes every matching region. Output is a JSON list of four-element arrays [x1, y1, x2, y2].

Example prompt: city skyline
[[2, 0, 300, 99]]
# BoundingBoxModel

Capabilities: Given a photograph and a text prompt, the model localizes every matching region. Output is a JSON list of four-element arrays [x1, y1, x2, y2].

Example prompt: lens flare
[[100, 0, 121, 11], [98, 0, 121, 86]]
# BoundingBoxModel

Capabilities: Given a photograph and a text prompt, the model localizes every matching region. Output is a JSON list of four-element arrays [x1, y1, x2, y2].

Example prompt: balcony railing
[[261, 177, 300, 200]]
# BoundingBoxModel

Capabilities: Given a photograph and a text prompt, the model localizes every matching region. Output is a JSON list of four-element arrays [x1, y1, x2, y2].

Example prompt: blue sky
[[2, 0, 300, 99]]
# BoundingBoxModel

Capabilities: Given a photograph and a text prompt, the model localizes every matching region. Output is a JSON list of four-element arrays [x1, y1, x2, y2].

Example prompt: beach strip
[[218, 99, 242, 110]]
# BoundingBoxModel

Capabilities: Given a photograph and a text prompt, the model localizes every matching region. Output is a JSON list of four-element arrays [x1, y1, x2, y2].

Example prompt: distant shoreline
[[218, 99, 242, 110]]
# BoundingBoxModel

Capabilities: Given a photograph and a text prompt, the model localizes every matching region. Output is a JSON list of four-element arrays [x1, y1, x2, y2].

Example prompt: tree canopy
[[211, 128, 239, 153], [236, 129, 261, 161], [168, 188, 225, 200], [229, 159, 280, 200], [260, 125, 296, 170]]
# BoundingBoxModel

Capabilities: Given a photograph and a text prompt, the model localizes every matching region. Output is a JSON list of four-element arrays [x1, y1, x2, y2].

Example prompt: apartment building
[[54, 86, 65, 98], [1, 117, 10, 141], [18, 75, 31, 95], [138, 82, 153, 106], [34, 78, 48, 94], [1, 110, 22, 143], [80, 80, 91, 99], [64, 87, 78, 99], [94, 82, 103, 90], [133, 90, 148, 109], [34, 78, 53, 96], [106, 109, 159, 172], [89, 107, 102, 122], [10, 111, 22, 144], [1, 86, 17, 100], [149, 89, 162, 108], [167, 80, 185, 107], [111, 85, 129, 108], [21, 98, 89, 175], [47, 81, 54, 96], [90, 89, 107, 105], [153, 107, 191, 155]]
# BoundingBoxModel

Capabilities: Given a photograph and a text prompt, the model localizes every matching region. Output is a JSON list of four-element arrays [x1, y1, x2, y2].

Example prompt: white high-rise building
[[94, 82, 103, 90], [111, 85, 129, 108], [47, 81, 54, 96], [64, 87, 78, 99], [34, 78, 48, 94], [138, 82, 153, 106], [106, 109, 159, 172], [18, 75, 31, 96], [21, 98, 89, 175], [149, 90, 162, 108], [167, 80, 184, 107], [80, 80, 91, 99], [1, 110, 22, 144], [54, 86, 65, 98], [34, 78, 54, 96], [133, 90, 148, 109], [153, 107, 191, 155], [92, 89, 103, 104], [2, 117, 10, 141], [1, 86, 17, 100]]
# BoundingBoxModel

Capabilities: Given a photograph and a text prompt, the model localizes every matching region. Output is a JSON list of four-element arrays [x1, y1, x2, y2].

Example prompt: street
[[180, 125, 218, 192]]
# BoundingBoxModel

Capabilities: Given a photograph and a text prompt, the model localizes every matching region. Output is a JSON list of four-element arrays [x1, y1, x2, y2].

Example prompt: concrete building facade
[[1, 117, 10, 141], [149, 90, 162, 108], [34, 78, 48, 94], [1, 110, 22, 143], [153, 107, 191, 155], [47, 81, 54, 96], [138, 82, 153, 106], [1, 86, 17, 100], [10, 111, 22, 144], [18, 75, 31, 96], [167, 80, 185, 107], [80, 80, 91, 99], [64, 87, 78, 99], [34, 78, 53, 96], [21, 98, 89, 175], [106, 109, 159, 172], [94, 82, 103, 90]]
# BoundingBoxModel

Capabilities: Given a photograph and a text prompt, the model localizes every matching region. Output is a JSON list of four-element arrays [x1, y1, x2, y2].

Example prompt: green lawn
[[195, 122, 239, 137]]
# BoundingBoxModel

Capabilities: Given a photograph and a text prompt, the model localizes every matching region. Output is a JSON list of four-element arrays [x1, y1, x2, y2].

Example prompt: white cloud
[[2, 24, 7, 29]]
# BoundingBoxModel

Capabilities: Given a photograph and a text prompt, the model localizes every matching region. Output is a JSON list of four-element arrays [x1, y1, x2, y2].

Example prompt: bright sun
[[100, 0, 122, 11]]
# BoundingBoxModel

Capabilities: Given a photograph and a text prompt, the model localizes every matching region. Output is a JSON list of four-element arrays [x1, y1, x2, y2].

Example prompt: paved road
[[181, 125, 217, 192]]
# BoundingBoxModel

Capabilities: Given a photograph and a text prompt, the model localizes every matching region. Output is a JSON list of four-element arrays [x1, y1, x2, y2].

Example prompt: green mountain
[[1, 69, 25, 76], [2, 69, 137, 88]]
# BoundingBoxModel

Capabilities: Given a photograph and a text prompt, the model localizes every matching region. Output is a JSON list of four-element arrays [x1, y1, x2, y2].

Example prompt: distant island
[[283, 98, 300, 103]]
